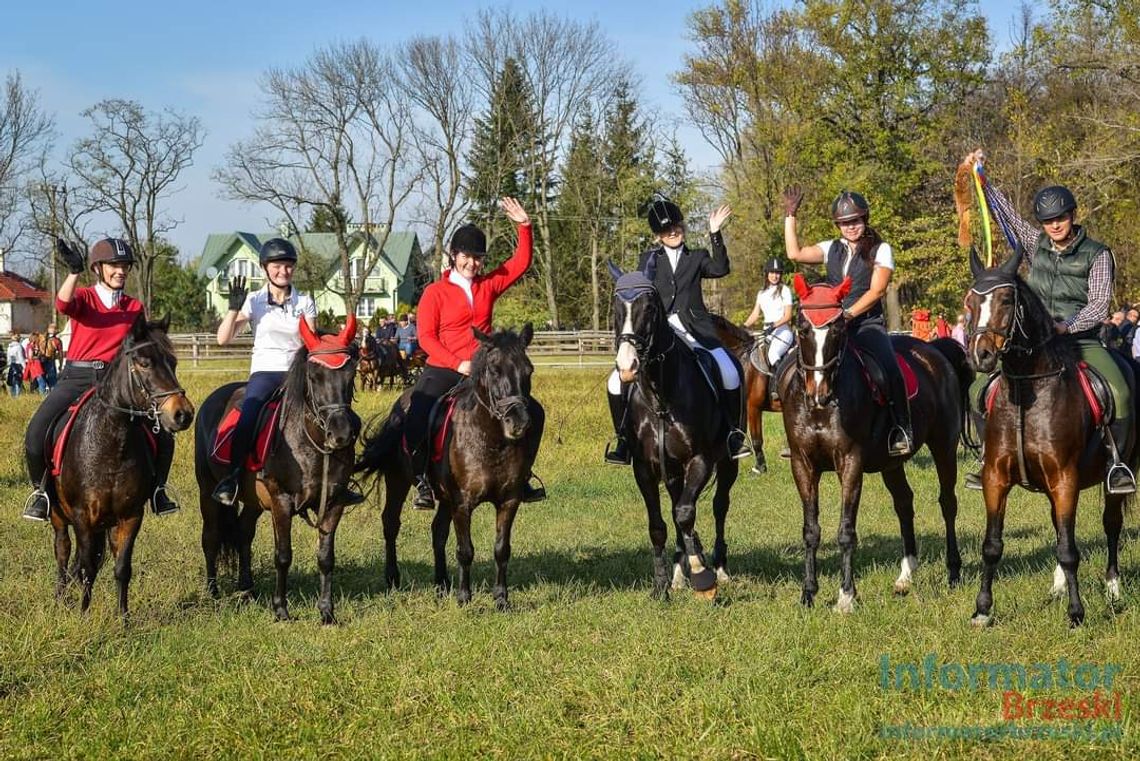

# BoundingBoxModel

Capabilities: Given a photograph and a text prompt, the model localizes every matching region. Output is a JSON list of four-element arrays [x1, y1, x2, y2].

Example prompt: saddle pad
[[51, 388, 157, 476], [210, 401, 281, 470], [852, 350, 918, 406], [431, 396, 459, 464], [984, 364, 1111, 427]]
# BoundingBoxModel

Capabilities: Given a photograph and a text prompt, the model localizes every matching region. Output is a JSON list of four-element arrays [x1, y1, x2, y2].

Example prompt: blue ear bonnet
[[615, 271, 656, 300]]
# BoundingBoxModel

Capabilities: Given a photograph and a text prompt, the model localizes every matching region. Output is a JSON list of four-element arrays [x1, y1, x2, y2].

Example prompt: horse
[[358, 338, 380, 391], [608, 263, 739, 600], [712, 314, 785, 474], [357, 324, 543, 610], [780, 275, 969, 612], [965, 248, 1136, 627], [375, 341, 409, 388], [195, 316, 361, 624], [49, 314, 194, 617]]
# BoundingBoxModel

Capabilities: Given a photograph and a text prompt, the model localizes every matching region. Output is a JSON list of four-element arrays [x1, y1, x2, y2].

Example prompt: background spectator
[[6, 333, 25, 396]]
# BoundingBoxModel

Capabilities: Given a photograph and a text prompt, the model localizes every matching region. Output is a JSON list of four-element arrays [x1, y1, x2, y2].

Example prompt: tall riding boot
[[152, 432, 180, 516], [1104, 418, 1136, 495], [965, 410, 987, 491], [725, 385, 752, 460], [604, 390, 631, 465], [887, 386, 914, 458]]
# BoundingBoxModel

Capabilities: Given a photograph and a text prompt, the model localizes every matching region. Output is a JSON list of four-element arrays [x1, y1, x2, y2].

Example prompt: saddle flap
[[210, 390, 284, 470], [1077, 361, 1114, 427], [851, 348, 918, 406]]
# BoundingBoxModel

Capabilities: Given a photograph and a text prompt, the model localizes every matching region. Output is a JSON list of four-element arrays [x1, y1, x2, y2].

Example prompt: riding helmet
[[450, 224, 487, 256], [831, 191, 870, 223], [647, 198, 684, 234], [88, 238, 136, 267], [259, 238, 298, 266], [1032, 185, 1077, 222], [764, 257, 784, 274]]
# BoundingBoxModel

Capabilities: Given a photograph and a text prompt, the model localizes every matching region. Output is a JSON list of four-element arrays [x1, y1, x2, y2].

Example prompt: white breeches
[[766, 327, 794, 366], [667, 314, 740, 389]]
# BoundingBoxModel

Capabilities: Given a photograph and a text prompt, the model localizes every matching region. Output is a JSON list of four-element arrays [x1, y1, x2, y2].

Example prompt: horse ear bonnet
[[615, 271, 656, 300]]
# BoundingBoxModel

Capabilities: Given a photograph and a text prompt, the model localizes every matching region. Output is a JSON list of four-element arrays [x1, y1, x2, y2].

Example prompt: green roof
[[198, 230, 419, 279]]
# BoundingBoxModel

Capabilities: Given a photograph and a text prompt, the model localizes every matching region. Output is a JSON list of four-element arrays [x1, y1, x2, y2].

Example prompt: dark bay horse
[[357, 338, 380, 391], [609, 264, 738, 600], [50, 315, 194, 616], [357, 324, 544, 610], [780, 275, 969, 611], [375, 341, 409, 388], [195, 316, 360, 623], [965, 248, 1136, 627], [712, 314, 785, 475]]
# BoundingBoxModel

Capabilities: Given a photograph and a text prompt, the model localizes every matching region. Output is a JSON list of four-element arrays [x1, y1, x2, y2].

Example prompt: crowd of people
[[3, 327, 63, 397]]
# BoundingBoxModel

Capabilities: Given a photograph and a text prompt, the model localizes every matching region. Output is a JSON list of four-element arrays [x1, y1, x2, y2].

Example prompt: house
[[198, 227, 422, 320], [0, 250, 51, 335]]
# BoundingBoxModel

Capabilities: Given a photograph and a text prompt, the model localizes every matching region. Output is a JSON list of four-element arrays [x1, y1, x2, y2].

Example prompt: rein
[[292, 345, 357, 528]]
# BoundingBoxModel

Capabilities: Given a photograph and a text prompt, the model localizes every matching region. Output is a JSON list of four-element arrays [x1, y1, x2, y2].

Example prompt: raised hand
[[227, 276, 248, 312], [782, 186, 804, 217], [709, 204, 732, 233], [500, 197, 530, 225], [56, 238, 86, 275]]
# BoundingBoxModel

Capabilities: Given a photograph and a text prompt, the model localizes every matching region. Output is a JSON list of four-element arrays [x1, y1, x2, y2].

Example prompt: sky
[[1, 0, 1027, 266]]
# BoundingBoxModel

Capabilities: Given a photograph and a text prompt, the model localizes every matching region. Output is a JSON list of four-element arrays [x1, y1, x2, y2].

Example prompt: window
[[357, 298, 376, 319], [221, 258, 263, 291]]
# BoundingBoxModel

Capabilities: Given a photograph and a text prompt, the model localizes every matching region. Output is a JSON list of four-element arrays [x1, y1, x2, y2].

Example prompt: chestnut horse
[[50, 315, 194, 616], [195, 317, 360, 623], [780, 275, 969, 611], [357, 336, 380, 391], [712, 314, 785, 474], [965, 248, 1136, 627], [357, 324, 544, 610]]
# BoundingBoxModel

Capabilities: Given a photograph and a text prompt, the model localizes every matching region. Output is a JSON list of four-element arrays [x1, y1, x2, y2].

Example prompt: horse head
[[965, 245, 1026, 373], [293, 314, 360, 450], [115, 313, 194, 432], [793, 274, 852, 409], [471, 323, 535, 441], [608, 261, 666, 384]]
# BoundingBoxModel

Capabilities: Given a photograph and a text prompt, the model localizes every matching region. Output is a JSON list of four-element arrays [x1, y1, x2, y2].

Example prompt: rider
[[22, 238, 179, 521], [402, 197, 544, 510], [743, 257, 795, 371], [605, 197, 751, 464], [783, 186, 914, 456], [211, 238, 364, 506], [962, 149, 1135, 494]]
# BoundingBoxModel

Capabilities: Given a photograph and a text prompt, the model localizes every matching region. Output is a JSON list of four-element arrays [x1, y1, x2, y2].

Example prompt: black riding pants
[[405, 366, 464, 474], [851, 316, 909, 418], [24, 364, 174, 488]]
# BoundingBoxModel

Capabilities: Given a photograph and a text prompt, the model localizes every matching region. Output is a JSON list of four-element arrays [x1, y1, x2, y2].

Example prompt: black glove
[[761, 325, 775, 338], [781, 185, 804, 217], [56, 238, 85, 275], [227, 276, 248, 312]]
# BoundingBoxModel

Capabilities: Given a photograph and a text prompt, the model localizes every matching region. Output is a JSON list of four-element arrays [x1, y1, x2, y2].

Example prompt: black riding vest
[[825, 239, 883, 319]]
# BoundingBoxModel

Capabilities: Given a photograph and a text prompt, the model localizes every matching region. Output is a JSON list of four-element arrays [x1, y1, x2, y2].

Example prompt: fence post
[[192, 335, 200, 368]]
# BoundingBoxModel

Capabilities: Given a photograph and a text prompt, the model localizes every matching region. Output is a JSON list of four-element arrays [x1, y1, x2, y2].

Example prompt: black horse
[[608, 263, 738, 600], [50, 314, 194, 616], [357, 324, 544, 610], [780, 275, 968, 611], [965, 248, 1136, 626], [195, 317, 360, 623]]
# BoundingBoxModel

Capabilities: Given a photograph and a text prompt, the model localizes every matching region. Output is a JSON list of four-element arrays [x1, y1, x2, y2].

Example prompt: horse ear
[[1000, 244, 1024, 277], [835, 277, 853, 301], [472, 327, 492, 345], [520, 322, 534, 346], [792, 273, 810, 300], [153, 313, 171, 333], [298, 316, 321, 350], [131, 312, 149, 340], [969, 246, 984, 278], [606, 260, 624, 281]]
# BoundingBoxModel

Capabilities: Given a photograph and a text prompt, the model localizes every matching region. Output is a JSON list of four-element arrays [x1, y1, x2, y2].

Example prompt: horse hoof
[[670, 563, 687, 591], [693, 585, 718, 601], [893, 581, 912, 596], [321, 614, 338, 626], [495, 597, 510, 612], [1068, 609, 1085, 628], [274, 609, 292, 622], [1106, 578, 1123, 605], [800, 591, 815, 608], [650, 586, 670, 602], [715, 568, 730, 584], [456, 591, 473, 607], [833, 591, 856, 614], [691, 568, 717, 592], [751, 464, 767, 475], [970, 613, 992, 628]]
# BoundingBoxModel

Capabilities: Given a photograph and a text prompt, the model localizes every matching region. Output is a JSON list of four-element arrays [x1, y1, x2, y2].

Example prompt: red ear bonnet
[[299, 314, 321, 350], [793, 273, 811, 300], [835, 277, 853, 301]]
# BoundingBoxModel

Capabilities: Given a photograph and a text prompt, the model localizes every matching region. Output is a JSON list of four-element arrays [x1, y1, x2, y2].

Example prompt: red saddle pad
[[210, 401, 281, 470]]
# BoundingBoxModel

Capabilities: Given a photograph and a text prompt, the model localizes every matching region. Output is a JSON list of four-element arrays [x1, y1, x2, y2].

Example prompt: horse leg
[[666, 480, 687, 591], [834, 462, 864, 613], [675, 457, 716, 599], [492, 499, 521, 611], [110, 517, 141, 621], [929, 436, 962, 587], [711, 458, 738, 583], [382, 471, 410, 591], [451, 503, 476, 606], [633, 460, 670, 599], [791, 457, 822, 608], [1104, 494, 1125, 606], [749, 375, 766, 474], [1050, 482, 1084, 627], [200, 491, 222, 599], [316, 505, 346, 626], [972, 481, 1011, 627], [880, 467, 918, 596], [53, 522, 73, 600], [269, 503, 294, 621], [431, 501, 453, 597], [76, 528, 103, 613]]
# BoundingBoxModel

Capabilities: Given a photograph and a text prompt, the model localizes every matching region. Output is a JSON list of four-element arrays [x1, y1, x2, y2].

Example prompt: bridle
[[614, 290, 676, 369], [300, 346, 358, 455], [795, 301, 847, 386], [101, 339, 187, 433], [967, 281, 1026, 358]]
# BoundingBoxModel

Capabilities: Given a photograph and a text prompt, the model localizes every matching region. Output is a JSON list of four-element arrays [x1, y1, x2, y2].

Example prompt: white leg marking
[[834, 589, 856, 614], [671, 563, 686, 590], [1051, 564, 1068, 598], [894, 554, 919, 594], [715, 567, 731, 583], [1106, 578, 1122, 603]]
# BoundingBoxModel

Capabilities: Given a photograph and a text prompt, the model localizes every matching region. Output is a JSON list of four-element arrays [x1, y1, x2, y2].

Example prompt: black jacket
[[637, 231, 730, 349]]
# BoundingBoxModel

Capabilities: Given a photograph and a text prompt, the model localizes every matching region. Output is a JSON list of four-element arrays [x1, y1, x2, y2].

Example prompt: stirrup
[[22, 489, 51, 522], [522, 473, 547, 503], [888, 426, 913, 456], [727, 429, 753, 460], [604, 438, 631, 466], [211, 474, 240, 507], [1106, 463, 1136, 495], [964, 471, 983, 491], [413, 478, 435, 510], [152, 485, 180, 516]]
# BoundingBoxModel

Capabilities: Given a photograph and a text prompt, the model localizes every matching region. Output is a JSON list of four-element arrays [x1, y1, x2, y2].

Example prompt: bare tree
[[216, 40, 421, 313], [67, 99, 203, 307], [0, 71, 54, 260]]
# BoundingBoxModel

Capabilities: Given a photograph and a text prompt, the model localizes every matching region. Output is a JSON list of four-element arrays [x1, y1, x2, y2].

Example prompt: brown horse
[[358, 337, 380, 391], [50, 315, 194, 616], [195, 317, 360, 623], [780, 276, 969, 611], [357, 324, 544, 609], [965, 248, 1136, 627], [375, 341, 409, 388], [712, 314, 785, 474]]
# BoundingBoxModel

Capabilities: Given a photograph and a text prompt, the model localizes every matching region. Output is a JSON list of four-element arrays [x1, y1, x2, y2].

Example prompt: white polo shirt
[[755, 284, 793, 325], [240, 286, 317, 373]]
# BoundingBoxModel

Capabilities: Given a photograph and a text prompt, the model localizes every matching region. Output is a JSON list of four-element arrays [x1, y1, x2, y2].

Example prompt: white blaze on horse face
[[812, 326, 829, 392], [975, 293, 993, 330], [615, 300, 639, 378]]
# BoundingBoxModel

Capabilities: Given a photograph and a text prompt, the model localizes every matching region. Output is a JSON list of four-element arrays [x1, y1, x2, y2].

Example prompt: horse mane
[[281, 343, 312, 422], [97, 317, 175, 404], [1014, 274, 1079, 363], [460, 328, 528, 411], [708, 312, 754, 353]]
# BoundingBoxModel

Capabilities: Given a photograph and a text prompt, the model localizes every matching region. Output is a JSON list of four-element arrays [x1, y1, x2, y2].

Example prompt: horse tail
[[356, 398, 407, 478], [929, 338, 978, 453]]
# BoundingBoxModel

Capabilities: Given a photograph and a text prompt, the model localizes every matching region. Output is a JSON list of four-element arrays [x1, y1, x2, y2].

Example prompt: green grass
[[0, 366, 1136, 759]]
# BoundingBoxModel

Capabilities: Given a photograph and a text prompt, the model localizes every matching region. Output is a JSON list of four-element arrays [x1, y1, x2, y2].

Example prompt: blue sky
[[1, 0, 1026, 263]]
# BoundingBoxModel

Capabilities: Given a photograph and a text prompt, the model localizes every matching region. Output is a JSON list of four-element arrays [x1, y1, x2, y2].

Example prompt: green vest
[[1024, 227, 1110, 325]]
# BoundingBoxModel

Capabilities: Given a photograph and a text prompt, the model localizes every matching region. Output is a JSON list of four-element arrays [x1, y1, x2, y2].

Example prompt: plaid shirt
[[984, 182, 1112, 334]]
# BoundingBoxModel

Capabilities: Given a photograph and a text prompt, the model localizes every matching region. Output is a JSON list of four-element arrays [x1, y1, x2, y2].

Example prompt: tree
[[0, 72, 53, 261], [149, 242, 217, 332], [66, 99, 203, 309]]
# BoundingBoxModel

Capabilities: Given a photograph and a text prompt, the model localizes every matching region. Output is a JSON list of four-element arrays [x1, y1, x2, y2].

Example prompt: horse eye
[[137, 356, 152, 368]]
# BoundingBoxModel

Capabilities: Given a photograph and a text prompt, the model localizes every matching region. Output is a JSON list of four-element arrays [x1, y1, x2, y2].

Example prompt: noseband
[[795, 301, 847, 380], [967, 281, 1030, 357], [103, 339, 187, 432]]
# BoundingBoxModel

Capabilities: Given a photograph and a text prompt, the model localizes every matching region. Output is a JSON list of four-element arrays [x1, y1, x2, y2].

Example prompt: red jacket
[[419, 224, 532, 371], [58, 287, 145, 362]]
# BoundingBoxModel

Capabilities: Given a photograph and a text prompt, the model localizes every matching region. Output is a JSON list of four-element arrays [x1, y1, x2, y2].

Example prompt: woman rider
[[961, 149, 1134, 494], [782, 186, 914, 456], [211, 238, 363, 506], [605, 197, 751, 464], [23, 238, 179, 521], [743, 257, 795, 371]]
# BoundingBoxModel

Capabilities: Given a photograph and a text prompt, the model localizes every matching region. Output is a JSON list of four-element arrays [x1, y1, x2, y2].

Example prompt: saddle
[[850, 347, 918, 406], [210, 388, 284, 470], [50, 388, 157, 477], [978, 363, 1115, 427], [748, 340, 771, 375]]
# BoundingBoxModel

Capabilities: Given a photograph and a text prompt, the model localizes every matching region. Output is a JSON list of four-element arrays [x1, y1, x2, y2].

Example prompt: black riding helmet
[[831, 191, 870, 223], [450, 224, 487, 257], [259, 238, 298, 266], [89, 238, 135, 270], [764, 257, 784, 274], [647, 198, 684, 234], [1033, 185, 1077, 222]]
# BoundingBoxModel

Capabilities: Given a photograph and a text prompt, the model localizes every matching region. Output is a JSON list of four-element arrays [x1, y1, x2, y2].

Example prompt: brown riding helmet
[[89, 238, 136, 270], [831, 191, 870, 223]]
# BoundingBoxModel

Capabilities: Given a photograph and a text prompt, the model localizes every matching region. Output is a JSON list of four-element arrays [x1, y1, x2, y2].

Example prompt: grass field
[[0, 363, 1136, 759]]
